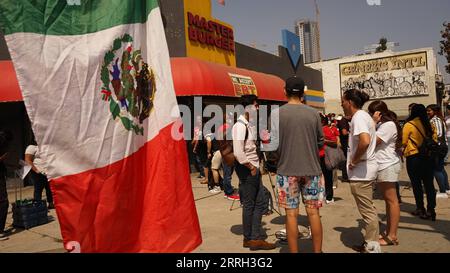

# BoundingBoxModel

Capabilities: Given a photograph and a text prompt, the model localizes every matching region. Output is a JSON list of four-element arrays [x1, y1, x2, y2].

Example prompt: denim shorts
[[276, 174, 325, 209]]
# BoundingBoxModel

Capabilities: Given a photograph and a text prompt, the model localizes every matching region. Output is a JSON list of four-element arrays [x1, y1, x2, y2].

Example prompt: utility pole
[[314, 0, 322, 61]]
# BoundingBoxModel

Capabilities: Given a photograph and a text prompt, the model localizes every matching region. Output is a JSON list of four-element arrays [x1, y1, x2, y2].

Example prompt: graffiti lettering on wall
[[340, 52, 429, 99]]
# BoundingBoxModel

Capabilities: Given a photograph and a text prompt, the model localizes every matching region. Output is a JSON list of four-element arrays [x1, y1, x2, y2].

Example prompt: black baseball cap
[[285, 76, 305, 93]]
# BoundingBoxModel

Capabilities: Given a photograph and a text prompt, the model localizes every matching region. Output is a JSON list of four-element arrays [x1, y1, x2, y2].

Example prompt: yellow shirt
[[402, 117, 437, 157]]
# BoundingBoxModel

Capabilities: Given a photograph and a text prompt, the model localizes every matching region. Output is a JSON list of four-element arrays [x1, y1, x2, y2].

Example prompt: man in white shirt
[[341, 89, 380, 253], [25, 143, 54, 209], [232, 95, 276, 251]]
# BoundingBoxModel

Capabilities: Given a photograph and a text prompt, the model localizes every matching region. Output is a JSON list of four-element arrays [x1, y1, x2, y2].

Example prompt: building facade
[[306, 48, 439, 118], [295, 19, 320, 64]]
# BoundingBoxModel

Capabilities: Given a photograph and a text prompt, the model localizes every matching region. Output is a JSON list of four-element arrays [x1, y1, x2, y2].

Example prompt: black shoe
[[411, 208, 426, 217], [48, 202, 55, 210], [421, 209, 436, 221], [0, 233, 8, 241]]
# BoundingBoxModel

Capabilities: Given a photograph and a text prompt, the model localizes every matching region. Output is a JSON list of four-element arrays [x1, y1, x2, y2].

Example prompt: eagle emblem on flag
[[100, 34, 156, 135]]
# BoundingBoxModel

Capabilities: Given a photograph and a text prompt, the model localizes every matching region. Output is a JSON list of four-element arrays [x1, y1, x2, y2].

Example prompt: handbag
[[324, 145, 346, 170]]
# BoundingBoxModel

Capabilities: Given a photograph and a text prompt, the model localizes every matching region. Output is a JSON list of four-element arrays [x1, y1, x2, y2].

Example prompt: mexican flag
[[0, 0, 202, 252]]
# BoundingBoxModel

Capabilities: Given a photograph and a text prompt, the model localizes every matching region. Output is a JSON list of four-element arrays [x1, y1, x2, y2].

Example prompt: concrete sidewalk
[[1, 165, 449, 253]]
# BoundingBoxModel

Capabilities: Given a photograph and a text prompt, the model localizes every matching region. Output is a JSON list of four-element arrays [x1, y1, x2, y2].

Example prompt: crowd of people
[[190, 76, 450, 253], [1, 76, 449, 251]]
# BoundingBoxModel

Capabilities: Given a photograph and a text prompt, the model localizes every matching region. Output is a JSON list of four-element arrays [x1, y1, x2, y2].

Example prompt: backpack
[[408, 122, 445, 159], [218, 120, 248, 167]]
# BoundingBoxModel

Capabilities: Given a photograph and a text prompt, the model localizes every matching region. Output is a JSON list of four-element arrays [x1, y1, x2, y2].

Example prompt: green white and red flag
[[0, 0, 201, 253]]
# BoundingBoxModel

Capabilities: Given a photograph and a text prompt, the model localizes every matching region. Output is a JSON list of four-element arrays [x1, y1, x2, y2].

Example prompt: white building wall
[[306, 48, 437, 118]]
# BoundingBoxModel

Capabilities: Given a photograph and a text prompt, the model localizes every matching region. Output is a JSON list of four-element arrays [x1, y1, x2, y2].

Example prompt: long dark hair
[[407, 104, 433, 137], [343, 89, 370, 109], [426, 104, 444, 122], [368, 100, 402, 150]]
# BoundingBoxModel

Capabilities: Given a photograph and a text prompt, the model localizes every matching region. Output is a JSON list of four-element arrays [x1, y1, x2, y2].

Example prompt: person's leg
[[0, 176, 8, 233], [443, 162, 449, 191], [211, 151, 222, 187], [406, 156, 425, 212], [305, 207, 323, 253], [195, 154, 205, 177], [341, 146, 349, 181], [276, 175, 301, 253], [235, 164, 257, 241], [349, 181, 380, 243], [320, 157, 334, 201], [285, 208, 299, 253], [43, 177, 53, 204], [32, 171, 44, 201], [433, 157, 447, 193], [222, 162, 234, 196], [250, 171, 263, 240], [395, 182, 402, 203], [378, 182, 399, 242], [301, 175, 325, 253], [421, 159, 436, 217]]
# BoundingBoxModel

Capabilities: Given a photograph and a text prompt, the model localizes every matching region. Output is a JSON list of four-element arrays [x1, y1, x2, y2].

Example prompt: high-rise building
[[295, 19, 321, 63]]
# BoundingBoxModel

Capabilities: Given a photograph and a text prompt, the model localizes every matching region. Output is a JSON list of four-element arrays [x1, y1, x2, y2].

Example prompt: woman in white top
[[368, 101, 401, 246]]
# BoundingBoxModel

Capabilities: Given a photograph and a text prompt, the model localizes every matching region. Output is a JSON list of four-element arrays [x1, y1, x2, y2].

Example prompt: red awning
[[0, 57, 286, 103], [171, 57, 286, 101], [0, 60, 23, 102]]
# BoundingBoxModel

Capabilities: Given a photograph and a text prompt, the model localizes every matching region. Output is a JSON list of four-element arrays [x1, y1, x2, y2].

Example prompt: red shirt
[[319, 126, 340, 157]]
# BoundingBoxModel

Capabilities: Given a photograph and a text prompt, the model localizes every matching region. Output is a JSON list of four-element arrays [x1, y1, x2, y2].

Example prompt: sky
[[211, 0, 450, 83]]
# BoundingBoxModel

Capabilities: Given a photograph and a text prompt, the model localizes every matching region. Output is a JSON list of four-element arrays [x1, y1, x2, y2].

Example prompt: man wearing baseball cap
[[263, 76, 325, 253]]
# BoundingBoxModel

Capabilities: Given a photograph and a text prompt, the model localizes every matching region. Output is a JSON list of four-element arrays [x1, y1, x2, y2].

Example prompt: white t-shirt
[[445, 116, 450, 139], [25, 145, 46, 174], [347, 110, 378, 181], [375, 121, 400, 171]]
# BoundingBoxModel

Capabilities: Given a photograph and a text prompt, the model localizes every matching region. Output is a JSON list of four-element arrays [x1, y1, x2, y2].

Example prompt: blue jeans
[[31, 171, 53, 204], [194, 154, 205, 177], [235, 163, 265, 241], [222, 162, 235, 196], [434, 157, 450, 193]]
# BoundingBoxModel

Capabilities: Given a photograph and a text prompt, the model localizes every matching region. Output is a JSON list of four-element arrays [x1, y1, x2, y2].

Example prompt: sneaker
[[326, 198, 335, 204], [446, 190, 450, 195], [352, 241, 381, 253], [436, 193, 448, 199], [227, 193, 240, 201], [248, 240, 277, 251], [0, 233, 8, 241], [209, 187, 221, 194]]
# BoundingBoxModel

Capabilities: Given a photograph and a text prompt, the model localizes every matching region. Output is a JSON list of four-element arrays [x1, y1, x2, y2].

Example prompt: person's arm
[[317, 114, 325, 149], [341, 128, 349, 136], [349, 132, 370, 169], [24, 153, 39, 173], [206, 136, 212, 159], [192, 139, 198, 153], [402, 123, 411, 149]]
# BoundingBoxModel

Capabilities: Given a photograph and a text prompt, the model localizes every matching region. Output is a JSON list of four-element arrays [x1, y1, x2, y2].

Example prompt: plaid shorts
[[276, 174, 325, 209]]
